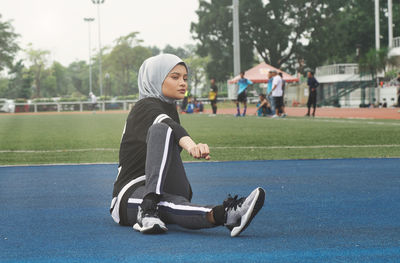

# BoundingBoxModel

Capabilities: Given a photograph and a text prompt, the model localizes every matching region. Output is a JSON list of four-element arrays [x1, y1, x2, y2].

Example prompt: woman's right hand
[[179, 136, 211, 160], [188, 143, 210, 160]]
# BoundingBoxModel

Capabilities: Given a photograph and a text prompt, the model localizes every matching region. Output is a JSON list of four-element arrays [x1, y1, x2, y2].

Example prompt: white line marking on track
[[212, 145, 400, 149], [1, 145, 399, 154]]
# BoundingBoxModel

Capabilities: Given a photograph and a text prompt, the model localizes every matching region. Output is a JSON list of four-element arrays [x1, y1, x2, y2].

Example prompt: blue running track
[[0, 158, 399, 262]]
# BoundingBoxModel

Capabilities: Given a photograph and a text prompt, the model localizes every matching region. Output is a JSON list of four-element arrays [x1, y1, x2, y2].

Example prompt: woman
[[110, 54, 265, 237]]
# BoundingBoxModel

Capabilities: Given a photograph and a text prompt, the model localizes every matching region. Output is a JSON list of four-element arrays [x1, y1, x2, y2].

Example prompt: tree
[[191, 0, 255, 81], [300, 0, 400, 71], [104, 32, 152, 95], [191, 0, 349, 78], [185, 55, 210, 97], [148, 46, 161, 56], [163, 45, 190, 59], [0, 14, 20, 71], [25, 44, 50, 98], [358, 47, 393, 105], [51, 62, 70, 96], [5, 60, 32, 99], [359, 48, 388, 79], [67, 60, 89, 96]]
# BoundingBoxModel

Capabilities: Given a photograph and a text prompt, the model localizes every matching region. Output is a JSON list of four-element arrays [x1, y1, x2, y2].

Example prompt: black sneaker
[[133, 206, 167, 234], [224, 187, 265, 237]]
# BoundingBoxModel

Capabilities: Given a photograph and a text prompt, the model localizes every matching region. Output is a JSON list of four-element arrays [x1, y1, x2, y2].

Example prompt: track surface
[[0, 159, 399, 262]]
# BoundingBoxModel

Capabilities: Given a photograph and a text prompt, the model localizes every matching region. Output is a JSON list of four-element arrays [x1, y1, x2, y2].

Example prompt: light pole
[[232, 0, 241, 77], [374, 0, 381, 106], [374, 0, 380, 51], [92, 0, 105, 99], [388, 0, 393, 48], [84, 17, 94, 95]]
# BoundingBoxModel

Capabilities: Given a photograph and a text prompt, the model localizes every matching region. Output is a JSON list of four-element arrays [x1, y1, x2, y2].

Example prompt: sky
[[0, 0, 200, 66]]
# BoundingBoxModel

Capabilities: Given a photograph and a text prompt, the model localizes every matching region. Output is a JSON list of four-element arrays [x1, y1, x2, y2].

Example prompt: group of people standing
[[241, 70, 319, 118], [236, 70, 286, 118], [199, 70, 320, 118]]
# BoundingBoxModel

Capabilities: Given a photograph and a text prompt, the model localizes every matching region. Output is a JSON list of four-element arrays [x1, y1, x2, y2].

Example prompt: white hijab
[[138, 53, 188, 104]]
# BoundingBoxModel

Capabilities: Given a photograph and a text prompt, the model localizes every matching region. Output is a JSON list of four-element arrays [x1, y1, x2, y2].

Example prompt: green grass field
[[0, 113, 399, 165]]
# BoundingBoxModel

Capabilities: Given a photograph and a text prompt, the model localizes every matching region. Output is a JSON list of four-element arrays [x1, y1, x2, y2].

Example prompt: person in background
[[305, 71, 319, 117], [254, 94, 272, 117], [209, 78, 218, 116], [180, 90, 189, 113], [236, 71, 253, 117], [278, 72, 287, 117], [193, 98, 204, 113], [267, 71, 274, 113], [268, 70, 283, 118], [89, 92, 97, 112], [186, 96, 195, 114]]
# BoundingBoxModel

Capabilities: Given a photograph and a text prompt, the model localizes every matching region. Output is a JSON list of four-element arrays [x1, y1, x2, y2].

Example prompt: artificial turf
[[0, 113, 399, 165]]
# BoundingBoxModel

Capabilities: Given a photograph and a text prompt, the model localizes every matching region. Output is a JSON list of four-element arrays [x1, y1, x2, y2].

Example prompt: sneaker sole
[[133, 223, 168, 234], [231, 187, 265, 237]]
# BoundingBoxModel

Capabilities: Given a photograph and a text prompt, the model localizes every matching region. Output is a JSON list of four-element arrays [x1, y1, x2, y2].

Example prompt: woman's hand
[[179, 136, 210, 160], [188, 143, 210, 160]]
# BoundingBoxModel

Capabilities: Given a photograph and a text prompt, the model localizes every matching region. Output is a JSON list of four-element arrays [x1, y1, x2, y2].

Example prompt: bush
[[99, 96, 112, 101], [59, 97, 87, 102], [15, 98, 27, 103], [116, 94, 139, 100], [33, 98, 54, 103]]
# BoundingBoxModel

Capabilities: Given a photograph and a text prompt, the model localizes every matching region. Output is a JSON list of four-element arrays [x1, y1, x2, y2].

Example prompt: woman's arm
[[179, 136, 210, 160]]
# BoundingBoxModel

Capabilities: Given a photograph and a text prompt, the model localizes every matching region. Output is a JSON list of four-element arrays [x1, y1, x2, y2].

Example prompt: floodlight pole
[[375, 0, 380, 51], [84, 17, 95, 94], [92, 0, 104, 100], [233, 0, 241, 76], [388, 0, 393, 48], [374, 0, 380, 106]]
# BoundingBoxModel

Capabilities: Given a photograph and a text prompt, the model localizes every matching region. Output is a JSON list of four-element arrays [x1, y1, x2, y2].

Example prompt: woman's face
[[162, 64, 188, 100]]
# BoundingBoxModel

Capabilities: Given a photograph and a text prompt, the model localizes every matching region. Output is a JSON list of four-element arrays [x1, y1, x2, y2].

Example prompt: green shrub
[[59, 97, 87, 102], [116, 94, 139, 100], [33, 98, 54, 103], [15, 98, 27, 103]]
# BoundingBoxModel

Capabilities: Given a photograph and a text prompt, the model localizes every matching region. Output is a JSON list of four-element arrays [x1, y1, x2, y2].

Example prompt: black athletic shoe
[[133, 206, 167, 234], [224, 187, 265, 237]]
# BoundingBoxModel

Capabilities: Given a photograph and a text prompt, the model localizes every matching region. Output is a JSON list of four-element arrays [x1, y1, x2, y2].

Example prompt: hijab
[[138, 53, 188, 104]]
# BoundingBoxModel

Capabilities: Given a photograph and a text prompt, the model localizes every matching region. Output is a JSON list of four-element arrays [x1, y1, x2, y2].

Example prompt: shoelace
[[223, 194, 245, 211]]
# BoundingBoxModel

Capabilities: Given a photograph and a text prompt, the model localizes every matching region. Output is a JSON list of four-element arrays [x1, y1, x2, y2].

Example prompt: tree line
[[0, 16, 207, 100], [1, 0, 400, 99], [191, 0, 400, 81]]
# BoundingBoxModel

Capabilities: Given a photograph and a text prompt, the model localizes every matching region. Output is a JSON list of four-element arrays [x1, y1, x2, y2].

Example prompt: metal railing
[[12, 100, 137, 113], [316, 64, 359, 77]]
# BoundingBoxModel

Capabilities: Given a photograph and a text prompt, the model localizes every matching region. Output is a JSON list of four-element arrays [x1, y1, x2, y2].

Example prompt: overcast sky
[[0, 0, 200, 66]]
